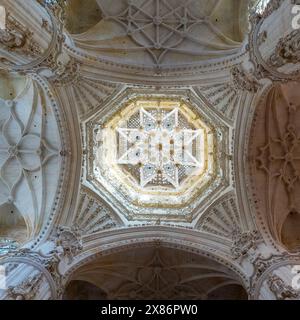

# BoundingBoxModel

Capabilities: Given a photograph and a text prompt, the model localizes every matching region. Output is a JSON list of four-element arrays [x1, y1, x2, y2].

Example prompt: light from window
[[251, 0, 271, 15], [0, 6, 6, 30]]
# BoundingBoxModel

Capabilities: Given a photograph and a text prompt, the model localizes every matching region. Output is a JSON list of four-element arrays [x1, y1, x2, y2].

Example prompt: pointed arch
[[0, 202, 28, 244]]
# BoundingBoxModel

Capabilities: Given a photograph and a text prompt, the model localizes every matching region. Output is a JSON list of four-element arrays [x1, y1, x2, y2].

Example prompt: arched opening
[[0, 202, 28, 246], [65, 0, 102, 35], [0, 5, 6, 30], [0, 72, 27, 100], [281, 211, 300, 252], [63, 280, 108, 300], [63, 246, 248, 300]]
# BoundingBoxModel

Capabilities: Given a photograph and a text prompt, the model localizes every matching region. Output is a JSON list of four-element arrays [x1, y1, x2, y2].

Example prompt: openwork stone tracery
[[116, 105, 204, 189], [85, 89, 229, 222]]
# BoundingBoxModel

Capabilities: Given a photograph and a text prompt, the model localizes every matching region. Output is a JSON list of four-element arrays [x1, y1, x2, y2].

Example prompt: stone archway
[[63, 244, 248, 300]]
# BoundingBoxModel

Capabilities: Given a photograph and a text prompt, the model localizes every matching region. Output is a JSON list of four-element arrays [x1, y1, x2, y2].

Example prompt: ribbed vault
[[64, 245, 248, 300]]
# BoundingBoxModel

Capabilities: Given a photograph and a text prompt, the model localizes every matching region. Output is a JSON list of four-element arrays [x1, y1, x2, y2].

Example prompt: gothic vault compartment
[[84, 88, 230, 223]]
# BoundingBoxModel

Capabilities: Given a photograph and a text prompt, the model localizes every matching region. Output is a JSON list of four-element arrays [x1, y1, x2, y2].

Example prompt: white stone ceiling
[[69, 0, 251, 67], [0, 0, 259, 247], [0, 0, 266, 274], [2, 0, 300, 301], [65, 246, 248, 300], [83, 88, 230, 223], [0, 73, 65, 240]]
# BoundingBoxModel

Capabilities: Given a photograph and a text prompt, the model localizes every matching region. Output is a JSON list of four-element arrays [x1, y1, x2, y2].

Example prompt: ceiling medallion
[[116, 105, 205, 190], [84, 88, 230, 223]]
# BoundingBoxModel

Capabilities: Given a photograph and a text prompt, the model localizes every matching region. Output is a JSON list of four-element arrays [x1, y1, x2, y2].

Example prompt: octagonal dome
[[84, 88, 230, 223]]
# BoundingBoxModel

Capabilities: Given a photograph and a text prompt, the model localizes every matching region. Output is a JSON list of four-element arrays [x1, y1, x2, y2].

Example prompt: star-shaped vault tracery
[[100, 0, 236, 64], [88, 90, 229, 222], [117, 107, 203, 189]]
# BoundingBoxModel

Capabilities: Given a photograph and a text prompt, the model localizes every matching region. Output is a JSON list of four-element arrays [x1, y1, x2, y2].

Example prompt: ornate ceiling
[[70, 0, 249, 68], [0, 0, 300, 301], [63, 246, 248, 300], [0, 72, 65, 240], [249, 81, 300, 252], [84, 88, 229, 222]]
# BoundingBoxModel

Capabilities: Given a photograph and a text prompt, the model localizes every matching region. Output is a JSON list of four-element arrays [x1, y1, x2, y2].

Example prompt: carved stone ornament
[[231, 229, 261, 261], [8, 248, 61, 276], [268, 30, 300, 68], [34, 35, 80, 85], [230, 64, 260, 93], [37, 0, 80, 84], [250, 254, 289, 282], [0, 1, 79, 86], [0, 13, 42, 58], [53, 226, 83, 263], [248, 253, 300, 299], [267, 274, 299, 300], [6, 273, 43, 300], [84, 88, 230, 223], [39, 0, 68, 24], [7, 247, 64, 298], [248, 0, 300, 81]]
